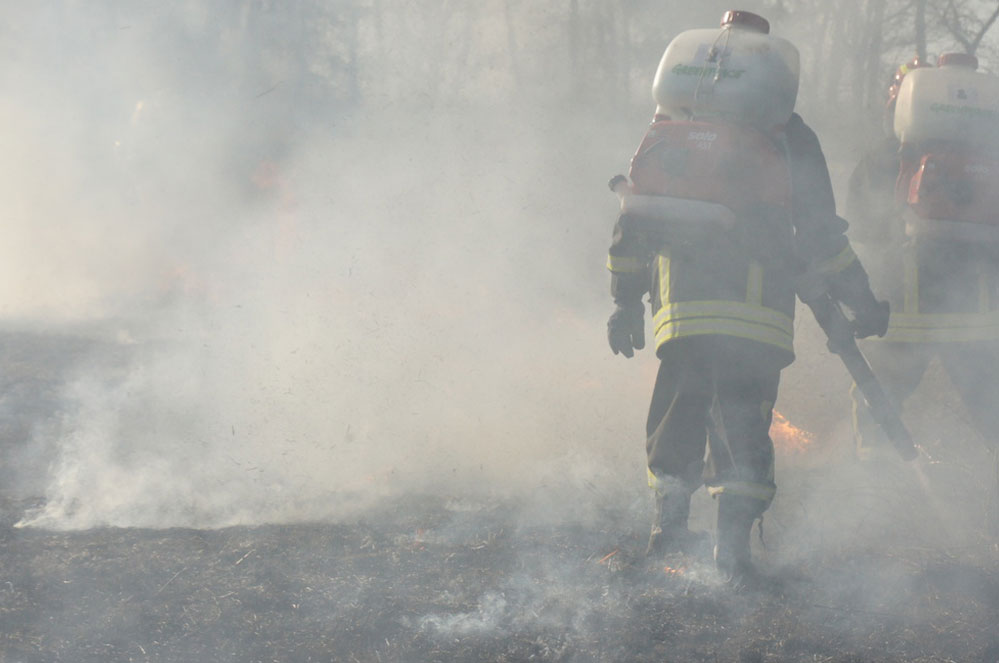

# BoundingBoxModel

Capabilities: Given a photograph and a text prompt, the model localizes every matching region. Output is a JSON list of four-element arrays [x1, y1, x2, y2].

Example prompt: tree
[[933, 0, 999, 56], [916, 0, 927, 60]]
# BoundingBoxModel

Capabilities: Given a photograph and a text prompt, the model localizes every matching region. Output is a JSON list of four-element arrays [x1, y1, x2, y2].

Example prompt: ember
[[771, 410, 814, 454], [597, 549, 619, 565]]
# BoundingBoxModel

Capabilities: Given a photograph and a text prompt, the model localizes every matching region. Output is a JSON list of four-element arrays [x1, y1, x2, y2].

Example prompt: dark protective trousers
[[853, 340, 999, 454], [646, 337, 781, 517]]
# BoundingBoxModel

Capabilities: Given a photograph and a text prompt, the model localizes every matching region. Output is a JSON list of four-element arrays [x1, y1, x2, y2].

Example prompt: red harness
[[898, 147, 999, 225], [628, 119, 791, 214]]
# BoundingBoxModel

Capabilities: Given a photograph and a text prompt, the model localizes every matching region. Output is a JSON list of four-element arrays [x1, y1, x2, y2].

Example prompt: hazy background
[[1, 0, 997, 537]]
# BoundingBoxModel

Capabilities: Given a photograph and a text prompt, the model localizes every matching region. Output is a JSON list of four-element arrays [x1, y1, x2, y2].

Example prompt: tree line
[[16, 2, 999, 142]]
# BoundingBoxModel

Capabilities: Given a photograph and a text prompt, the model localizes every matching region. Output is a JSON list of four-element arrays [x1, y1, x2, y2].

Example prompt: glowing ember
[[663, 565, 685, 576], [771, 410, 814, 454], [597, 549, 619, 565]]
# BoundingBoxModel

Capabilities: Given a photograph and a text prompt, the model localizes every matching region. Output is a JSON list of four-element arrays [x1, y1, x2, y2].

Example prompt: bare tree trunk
[[620, 1, 634, 101], [602, 4, 623, 102], [823, 2, 851, 110], [915, 0, 927, 61], [968, 3, 999, 56], [864, 0, 886, 112], [934, 0, 999, 57], [850, 2, 870, 116], [808, 2, 832, 102], [445, 3, 475, 99], [345, 5, 360, 103], [569, 0, 581, 99]]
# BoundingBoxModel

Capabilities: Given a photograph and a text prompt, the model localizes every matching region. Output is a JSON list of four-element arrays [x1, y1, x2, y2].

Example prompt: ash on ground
[[1, 330, 998, 663]]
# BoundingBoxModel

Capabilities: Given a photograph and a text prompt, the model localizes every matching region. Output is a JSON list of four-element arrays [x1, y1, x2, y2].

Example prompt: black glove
[[608, 302, 645, 358], [852, 299, 890, 339]]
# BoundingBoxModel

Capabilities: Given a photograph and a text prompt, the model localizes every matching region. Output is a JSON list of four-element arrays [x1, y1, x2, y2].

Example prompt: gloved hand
[[852, 299, 890, 339], [608, 302, 645, 357]]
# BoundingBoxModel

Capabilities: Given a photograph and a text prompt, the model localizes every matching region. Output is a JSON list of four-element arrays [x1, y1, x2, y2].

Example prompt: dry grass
[[1, 330, 998, 662]]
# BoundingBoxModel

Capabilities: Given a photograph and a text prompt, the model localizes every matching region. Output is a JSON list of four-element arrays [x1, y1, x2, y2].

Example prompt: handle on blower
[[802, 293, 918, 461]]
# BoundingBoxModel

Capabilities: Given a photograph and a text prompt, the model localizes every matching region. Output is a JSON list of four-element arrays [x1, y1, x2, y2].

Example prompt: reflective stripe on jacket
[[650, 249, 795, 355], [608, 113, 867, 362], [848, 137, 999, 344], [881, 242, 999, 342]]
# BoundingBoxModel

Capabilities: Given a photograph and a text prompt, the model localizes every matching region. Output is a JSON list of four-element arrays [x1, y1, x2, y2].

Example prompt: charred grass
[[1, 493, 998, 662], [1, 331, 998, 662]]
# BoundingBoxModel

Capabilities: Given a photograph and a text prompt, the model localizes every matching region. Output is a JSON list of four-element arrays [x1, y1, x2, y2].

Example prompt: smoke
[[7, 8, 999, 663], [4, 6, 996, 598], [2, 0, 660, 529], [9, 102, 655, 529]]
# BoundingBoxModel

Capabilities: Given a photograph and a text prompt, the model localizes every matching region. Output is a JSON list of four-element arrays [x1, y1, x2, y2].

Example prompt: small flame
[[663, 565, 685, 576], [771, 410, 814, 454]]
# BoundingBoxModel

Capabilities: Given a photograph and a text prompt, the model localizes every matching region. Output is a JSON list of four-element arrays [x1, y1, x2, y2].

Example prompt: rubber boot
[[713, 495, 759, 586], [646, 492, 708, 557]]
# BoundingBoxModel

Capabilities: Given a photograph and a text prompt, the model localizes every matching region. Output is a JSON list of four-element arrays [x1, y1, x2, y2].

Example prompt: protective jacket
[[848, 138, 999, 343], [847, 136, 999, 460], [608, 113, 878, 365]]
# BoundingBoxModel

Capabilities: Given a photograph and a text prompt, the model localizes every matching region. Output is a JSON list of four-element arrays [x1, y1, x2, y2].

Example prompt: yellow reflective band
[[654, 317, 793, 352], [813, 244, 858, 275], [706, 481, 776, 502], [606, 254, 647, 273], [886, 311, 999, 328], [647, 466, 658, 490], [657, 251, 672, 306], [746, 260, 763, 305], [882, 328, 999, 342], [654, 300, 794, 335], [647, 468, 687, 498], [882, 311, 999, 342]]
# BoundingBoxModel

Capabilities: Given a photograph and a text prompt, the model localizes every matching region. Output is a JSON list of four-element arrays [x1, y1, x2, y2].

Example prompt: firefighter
[[847, 55, 999, 528], [606, 11, 889, 583], [844, 58, 930, 325]]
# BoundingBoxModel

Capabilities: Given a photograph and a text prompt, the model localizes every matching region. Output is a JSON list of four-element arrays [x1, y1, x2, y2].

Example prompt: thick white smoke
[[9, 94, 657, 529], [5, 3, 997, 557]]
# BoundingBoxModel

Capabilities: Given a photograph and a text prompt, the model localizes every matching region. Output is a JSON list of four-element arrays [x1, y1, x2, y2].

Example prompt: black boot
[[714, 495, 760, 586], [646, 492, 708, 557]]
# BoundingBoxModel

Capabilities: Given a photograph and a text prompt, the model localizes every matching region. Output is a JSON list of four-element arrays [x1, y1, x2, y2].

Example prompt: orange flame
[[771, 410, 814, 454], [663, 565, 685, 576]]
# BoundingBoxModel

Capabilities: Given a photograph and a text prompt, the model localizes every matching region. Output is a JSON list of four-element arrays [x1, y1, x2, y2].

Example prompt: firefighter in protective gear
[[607, 10, 889, 582], [847, 55, 999, 529], [847, 55, 999, 469]]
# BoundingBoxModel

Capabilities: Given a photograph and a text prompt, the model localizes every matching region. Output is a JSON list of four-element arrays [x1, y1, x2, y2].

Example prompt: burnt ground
[[1, 329, 999, 663]]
